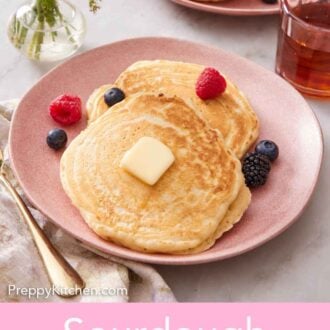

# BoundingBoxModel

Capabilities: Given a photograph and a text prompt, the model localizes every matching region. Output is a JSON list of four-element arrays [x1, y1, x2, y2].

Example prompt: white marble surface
[[0, 0, 329, 302]]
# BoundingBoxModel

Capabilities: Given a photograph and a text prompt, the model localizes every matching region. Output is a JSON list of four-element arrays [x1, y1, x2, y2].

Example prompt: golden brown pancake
[[61, 93, 248, 254], [86, 84, 115, 124], [86, 60, 259, 158], [183, 185, 251, 254]]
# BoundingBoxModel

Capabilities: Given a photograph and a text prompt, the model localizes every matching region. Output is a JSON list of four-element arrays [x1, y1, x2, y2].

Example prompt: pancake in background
[[86, 84, 114, 124], [61, 93, 249, 254], [86, 60, 259, 158]]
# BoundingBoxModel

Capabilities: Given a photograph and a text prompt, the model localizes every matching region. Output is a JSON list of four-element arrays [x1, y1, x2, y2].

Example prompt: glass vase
[[7, 0, 86, 62]]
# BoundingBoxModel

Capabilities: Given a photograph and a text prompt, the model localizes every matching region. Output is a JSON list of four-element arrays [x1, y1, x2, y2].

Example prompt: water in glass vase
[[7, 0, 86, 62]]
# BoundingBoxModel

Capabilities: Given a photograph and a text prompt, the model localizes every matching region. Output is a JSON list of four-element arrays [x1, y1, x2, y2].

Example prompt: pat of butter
[[120, 137, 175, 186]]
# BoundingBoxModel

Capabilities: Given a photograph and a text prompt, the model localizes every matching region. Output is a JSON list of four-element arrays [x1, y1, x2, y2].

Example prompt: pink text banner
[[1, 303, 330, 330]]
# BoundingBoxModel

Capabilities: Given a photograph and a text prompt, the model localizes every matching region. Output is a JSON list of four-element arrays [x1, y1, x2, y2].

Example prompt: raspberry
[[196, 67, 227, 100], [49, 94, 82, 126]]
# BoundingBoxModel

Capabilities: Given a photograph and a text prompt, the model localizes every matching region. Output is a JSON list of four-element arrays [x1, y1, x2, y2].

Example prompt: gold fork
[[0, 148, 85, 297]]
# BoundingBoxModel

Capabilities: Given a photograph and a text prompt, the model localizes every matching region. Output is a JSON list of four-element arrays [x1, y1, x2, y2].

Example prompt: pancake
[[184, 185, 251, 254], [86, 60, 259, 158], [61, 93, 249, 254], [86, 84, 114, 124]]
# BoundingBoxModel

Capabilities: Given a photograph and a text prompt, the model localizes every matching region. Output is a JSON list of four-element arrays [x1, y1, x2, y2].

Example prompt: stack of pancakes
[[61, 60, 259, 254]]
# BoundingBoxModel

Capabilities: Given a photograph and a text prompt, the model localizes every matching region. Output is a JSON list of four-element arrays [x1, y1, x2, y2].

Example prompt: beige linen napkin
[[0, 100, 175, 303]]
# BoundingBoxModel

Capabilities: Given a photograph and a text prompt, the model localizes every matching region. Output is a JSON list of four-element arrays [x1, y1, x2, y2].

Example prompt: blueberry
[[104, 88, 125, 107], [255, 140, 279, 162], [262, 0, 277, 4], [47, 128, 68, 150]]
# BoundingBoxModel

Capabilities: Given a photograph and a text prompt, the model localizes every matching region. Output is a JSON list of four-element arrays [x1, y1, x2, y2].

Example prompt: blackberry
[[242, 152, 271, 188]]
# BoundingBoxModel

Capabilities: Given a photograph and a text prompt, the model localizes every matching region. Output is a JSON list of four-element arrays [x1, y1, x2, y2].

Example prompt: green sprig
[[89, 0, 102, 13]]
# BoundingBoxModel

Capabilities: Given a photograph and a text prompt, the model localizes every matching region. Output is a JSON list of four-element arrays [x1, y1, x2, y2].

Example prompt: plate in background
[[171, 0, 280, 16], [9, 37, 322, 265]]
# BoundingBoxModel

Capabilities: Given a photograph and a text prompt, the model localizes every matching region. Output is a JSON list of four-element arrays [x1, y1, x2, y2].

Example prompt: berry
[[104, 88, 125, 107], [242, 152, 271, 188], [49, 94, 82, 126], [255, 140, 279, 162], [47, 128, 68, 150], [196, 67, 227, 100], [262, 0, 277, 4]]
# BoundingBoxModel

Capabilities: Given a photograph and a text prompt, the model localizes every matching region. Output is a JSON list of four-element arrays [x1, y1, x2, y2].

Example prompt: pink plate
[[170, 0, 279, 16], [9, 37, 323, 265]]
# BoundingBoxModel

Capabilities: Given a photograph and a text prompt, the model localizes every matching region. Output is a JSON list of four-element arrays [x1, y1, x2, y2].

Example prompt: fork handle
[[0, 174, 85, 297]]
